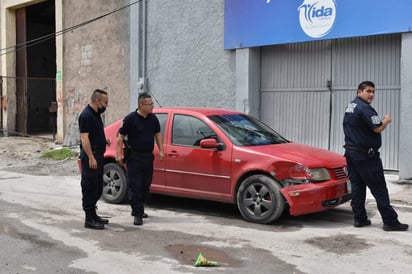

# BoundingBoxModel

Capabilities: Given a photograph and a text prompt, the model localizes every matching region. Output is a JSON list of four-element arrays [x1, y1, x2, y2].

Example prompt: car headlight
[[309, 168, 331, 182], [282, 163, 312, 185]]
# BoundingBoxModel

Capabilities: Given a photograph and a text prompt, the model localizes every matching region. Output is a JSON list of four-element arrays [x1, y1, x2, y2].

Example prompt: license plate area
[[346, 180, 352, 194]]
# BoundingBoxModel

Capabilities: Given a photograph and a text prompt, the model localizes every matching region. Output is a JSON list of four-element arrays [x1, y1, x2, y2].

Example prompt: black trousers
[[126, 153, 154, 217], [80, 151, 104, 211], [345, 150, 398, 225]]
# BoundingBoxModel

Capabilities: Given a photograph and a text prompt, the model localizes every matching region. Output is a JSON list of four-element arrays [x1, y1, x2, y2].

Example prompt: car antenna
[[138, 78, 162, 108], [149, 91, 162, 108]]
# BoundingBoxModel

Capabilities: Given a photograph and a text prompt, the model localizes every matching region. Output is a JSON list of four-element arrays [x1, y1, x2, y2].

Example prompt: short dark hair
[[358, 81, 375, 91], [138, 92, 151, 104], [91, 89, 107, 101]]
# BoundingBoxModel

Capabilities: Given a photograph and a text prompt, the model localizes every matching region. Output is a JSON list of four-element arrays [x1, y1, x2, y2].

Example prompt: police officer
[[343, 81, 408, 231], [79, 89, 110, 230], [115, 93, 164, 226]]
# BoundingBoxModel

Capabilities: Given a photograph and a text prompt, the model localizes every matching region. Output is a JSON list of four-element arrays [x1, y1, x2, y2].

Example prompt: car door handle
[[168, 151, 179, 157]]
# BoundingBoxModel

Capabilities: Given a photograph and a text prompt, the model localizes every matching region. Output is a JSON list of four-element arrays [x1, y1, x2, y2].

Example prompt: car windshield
[[209, 114, 289, 146]]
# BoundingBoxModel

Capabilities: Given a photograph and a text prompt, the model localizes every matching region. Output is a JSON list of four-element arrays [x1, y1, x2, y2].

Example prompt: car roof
[[153, 107, 244, 116]]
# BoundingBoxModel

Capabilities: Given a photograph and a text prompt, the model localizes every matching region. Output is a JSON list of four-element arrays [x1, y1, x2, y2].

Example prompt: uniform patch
[[345, 103, 357, 113], [371, 115, 381, 124]]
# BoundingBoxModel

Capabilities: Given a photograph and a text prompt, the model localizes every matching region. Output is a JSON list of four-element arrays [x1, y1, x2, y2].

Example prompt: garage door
[[260, 34, 400, 170]]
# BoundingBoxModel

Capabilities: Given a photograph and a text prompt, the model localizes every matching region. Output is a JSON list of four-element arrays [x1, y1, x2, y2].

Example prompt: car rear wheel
[[237, 174, 285, 224], [102, 162, 128, 204]]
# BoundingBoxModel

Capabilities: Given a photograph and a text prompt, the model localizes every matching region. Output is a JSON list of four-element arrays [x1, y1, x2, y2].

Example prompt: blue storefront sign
[[224, 0, 412, 49]]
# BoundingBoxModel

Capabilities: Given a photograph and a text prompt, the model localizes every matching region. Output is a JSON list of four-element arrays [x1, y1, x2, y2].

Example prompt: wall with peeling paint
[[61, 0, 130, 145]]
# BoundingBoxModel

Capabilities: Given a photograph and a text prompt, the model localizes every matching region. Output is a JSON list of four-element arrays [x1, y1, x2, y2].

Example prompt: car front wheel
[[237, 174, 285, 224], [102, 162, 128, 204]]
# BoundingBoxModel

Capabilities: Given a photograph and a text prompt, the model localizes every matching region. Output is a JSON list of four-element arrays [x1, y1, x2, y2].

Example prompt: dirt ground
[[0, 136, 80, 176]]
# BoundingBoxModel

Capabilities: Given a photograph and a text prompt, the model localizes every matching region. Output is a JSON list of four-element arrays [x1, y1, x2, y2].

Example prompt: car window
[[172, 114, 217, 146], [209, 114, 289, 146], [155, 113, 168, 138]]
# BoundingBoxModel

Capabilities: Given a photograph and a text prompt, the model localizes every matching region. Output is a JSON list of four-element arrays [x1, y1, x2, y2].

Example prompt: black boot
[[84, 209, 104, 230], [94, 206, 109, 224]]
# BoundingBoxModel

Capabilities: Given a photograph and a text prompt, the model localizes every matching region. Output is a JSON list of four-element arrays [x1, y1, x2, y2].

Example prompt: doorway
[[16, 0, 56, 135]]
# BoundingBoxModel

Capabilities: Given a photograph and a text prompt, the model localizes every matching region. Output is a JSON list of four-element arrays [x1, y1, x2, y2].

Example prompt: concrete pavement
[[1, 170, 411, 274], [386, 174, 412, 208]]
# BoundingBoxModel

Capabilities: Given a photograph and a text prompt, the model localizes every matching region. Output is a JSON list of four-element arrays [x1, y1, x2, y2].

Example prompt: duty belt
[[125, 148, 153, 158], [344, 145, 379, 157]]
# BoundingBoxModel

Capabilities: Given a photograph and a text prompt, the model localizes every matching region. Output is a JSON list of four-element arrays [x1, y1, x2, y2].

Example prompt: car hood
[[249, 142, 346, 168]]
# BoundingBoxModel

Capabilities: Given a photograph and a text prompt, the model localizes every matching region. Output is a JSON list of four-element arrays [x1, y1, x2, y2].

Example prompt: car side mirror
[[200, 138, 224, 150]]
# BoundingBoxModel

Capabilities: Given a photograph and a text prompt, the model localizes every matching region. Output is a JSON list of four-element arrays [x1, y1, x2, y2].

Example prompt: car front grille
[[332, 167, 348, 179]]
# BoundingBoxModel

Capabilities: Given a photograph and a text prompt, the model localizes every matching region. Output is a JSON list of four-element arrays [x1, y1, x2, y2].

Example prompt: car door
[[165, 113, 232, 199]]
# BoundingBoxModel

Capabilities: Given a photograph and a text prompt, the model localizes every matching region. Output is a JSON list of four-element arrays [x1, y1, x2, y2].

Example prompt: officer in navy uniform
[[79, 89, 110, 230], [343, 81, 408, 231], [115, 92, 164, 226]]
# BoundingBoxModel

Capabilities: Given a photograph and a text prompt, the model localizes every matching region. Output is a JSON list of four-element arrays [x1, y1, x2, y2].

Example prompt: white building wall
[[141, 0, 235, 110], [129, 1, 411, 176], [399, 33, 412, 179], [235, 48, 260, 118]]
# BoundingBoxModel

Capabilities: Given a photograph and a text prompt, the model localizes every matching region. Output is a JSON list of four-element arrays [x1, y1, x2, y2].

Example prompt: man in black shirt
[[343, 81, 408, 231], [116, 93, 164, 226], [79, 89, 110, 230]]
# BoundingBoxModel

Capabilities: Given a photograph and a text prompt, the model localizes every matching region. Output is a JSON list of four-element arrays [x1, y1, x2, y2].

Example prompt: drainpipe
[[138, 0, 147, 93], [142, 0, 147, 85], [130, 0, 147, 109]]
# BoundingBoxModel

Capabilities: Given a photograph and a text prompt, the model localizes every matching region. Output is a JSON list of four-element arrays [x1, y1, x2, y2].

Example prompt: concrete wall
[[62, 0, 130, 145], [62, 0, 237, 143], [0, 0, 31, 135], [235, 48, 261, 118], [399, 33, 412, 180], [2, 0, 236, 143], [142, 0, 236, 110]]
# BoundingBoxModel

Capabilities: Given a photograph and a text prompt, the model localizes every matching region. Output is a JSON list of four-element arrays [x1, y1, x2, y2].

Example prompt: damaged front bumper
[[280, 179, 351, 216]]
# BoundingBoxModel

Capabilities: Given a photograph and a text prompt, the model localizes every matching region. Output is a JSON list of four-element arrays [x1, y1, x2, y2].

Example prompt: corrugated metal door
[[330, 34, 400, 170], [260, 34, 400, 170], [261, 41, 332, 149]]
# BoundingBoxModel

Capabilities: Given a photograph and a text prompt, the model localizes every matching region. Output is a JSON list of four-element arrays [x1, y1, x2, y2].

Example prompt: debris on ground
[[0, 136, 79, 176]]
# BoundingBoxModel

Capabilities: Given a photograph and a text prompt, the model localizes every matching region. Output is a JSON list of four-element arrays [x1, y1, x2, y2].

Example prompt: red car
[[102, 108, 351, 224]]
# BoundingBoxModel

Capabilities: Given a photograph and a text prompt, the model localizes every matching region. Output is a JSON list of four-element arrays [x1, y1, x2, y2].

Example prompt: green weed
[[41, 148, 78, 160]]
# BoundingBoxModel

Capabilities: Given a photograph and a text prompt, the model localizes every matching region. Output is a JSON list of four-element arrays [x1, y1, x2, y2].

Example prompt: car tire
[[102, 162, 128, 204], [237, 174, 285, 224]]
